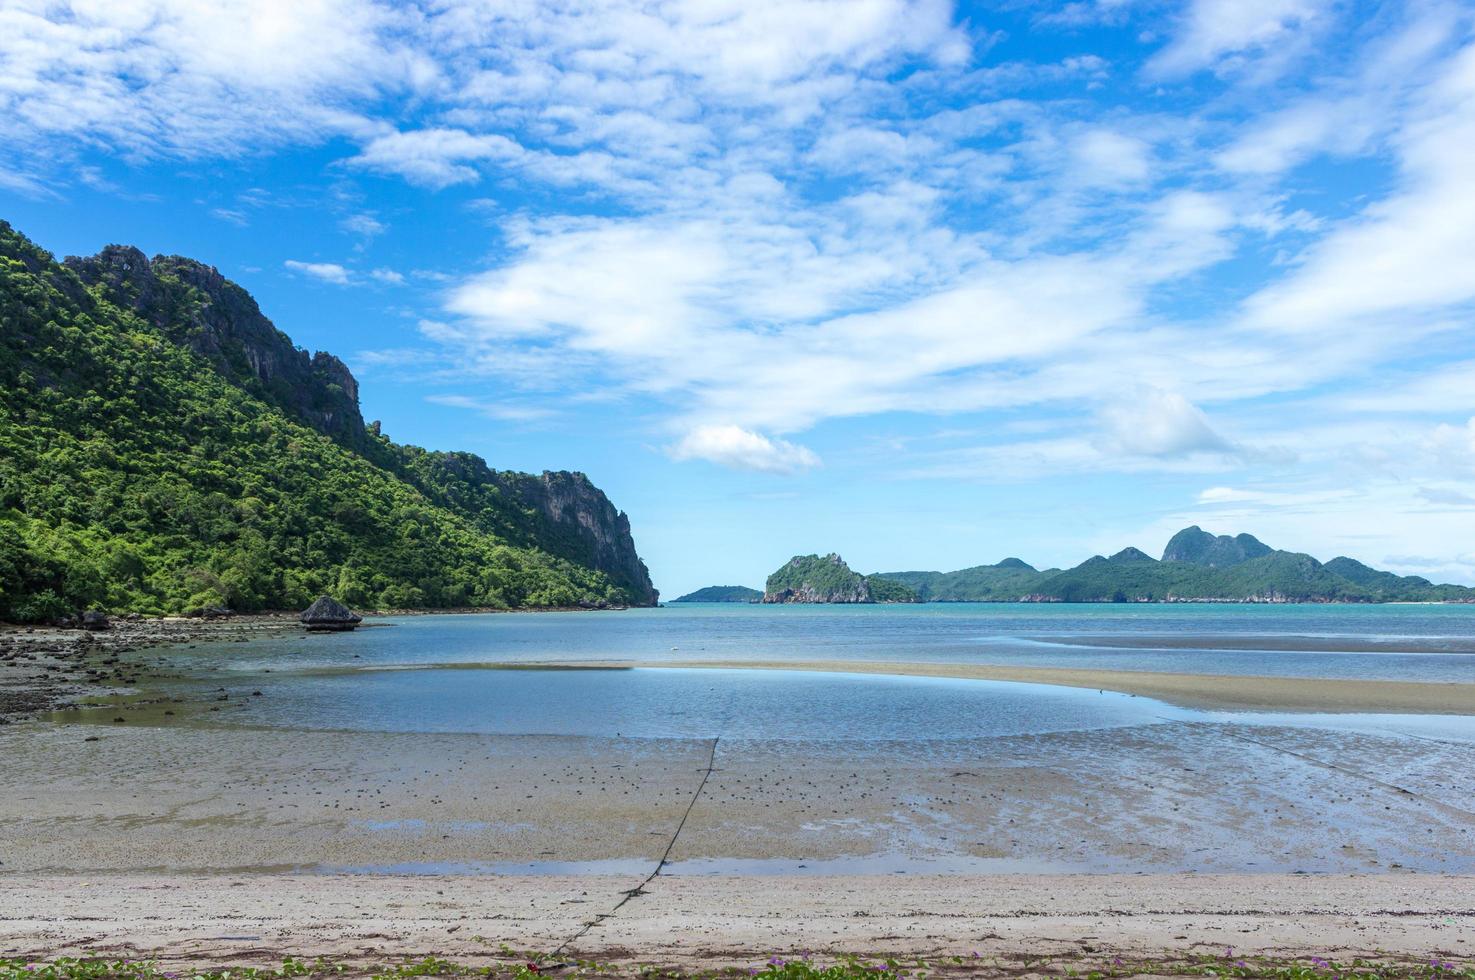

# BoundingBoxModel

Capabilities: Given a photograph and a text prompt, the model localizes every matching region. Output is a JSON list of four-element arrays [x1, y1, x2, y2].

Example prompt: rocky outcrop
[[301, 596, 362, 631], [65, 246, 365, 447], [763, 553, 920, 603]]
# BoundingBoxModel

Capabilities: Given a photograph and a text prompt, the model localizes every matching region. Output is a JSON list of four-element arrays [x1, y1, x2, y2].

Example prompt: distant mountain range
[[670, 585, 763, 603], [744, 528, 1474, 605]]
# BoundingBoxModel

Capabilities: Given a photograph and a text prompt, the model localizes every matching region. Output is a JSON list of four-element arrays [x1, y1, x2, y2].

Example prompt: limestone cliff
[[387, 447, 658, 607], [66, 246, 365, 447]]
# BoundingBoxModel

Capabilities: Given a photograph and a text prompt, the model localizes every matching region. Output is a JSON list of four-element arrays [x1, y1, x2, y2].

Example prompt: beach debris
[[300, 595, 363, 632]]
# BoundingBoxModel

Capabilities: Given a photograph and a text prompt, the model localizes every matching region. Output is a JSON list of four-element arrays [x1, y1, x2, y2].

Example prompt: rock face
[[301, 596, 363, 631], [397, 450, 659, 607], [65, 246, 365, 447], [1162, 526, 1272, 567], [503, 470, 658, 607], [80, 610, 110, 631]]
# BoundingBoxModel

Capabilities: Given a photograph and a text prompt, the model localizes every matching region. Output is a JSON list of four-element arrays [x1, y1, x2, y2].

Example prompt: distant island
[[670, 585, 763, 603], [763, 554, 919, 604], [768, 528, 1475, 604], [0, 220, 658, 622]]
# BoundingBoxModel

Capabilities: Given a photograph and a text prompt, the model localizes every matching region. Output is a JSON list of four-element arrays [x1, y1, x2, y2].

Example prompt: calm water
[[176, 601, 1475, 680], [132, 602, 1475, 742]]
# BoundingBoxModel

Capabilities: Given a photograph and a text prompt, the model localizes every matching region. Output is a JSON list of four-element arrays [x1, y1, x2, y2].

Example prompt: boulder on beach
[[81, 610, 111, 631], [300, 596, 363, 632]]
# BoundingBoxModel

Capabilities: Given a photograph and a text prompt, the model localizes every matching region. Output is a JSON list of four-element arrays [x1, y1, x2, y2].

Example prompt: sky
[[3, 0, 1475, 597]]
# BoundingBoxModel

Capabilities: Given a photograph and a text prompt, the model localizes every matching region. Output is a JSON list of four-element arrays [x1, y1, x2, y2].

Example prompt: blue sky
[[4, 0, 1475, 597]]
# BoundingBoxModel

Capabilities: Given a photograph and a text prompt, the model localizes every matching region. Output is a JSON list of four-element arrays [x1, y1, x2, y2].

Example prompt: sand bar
[[558, 659, 1475, 713]]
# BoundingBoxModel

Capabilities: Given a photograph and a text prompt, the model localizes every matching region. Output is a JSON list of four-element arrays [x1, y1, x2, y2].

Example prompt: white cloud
[[669, 425, 820, 474], [350, 128, 523, 189], [0, 0, 413, 158], [284, 259, 352, 284], [1099, 388, 1233, 457], [1148, 0, 1330, 77], [1239, 42, 1475, 334], [426, 394, 558, 422], [0, 162, 54, 197], [370, 268, 405, 284], [1070, 129, 1152, 186], [341, 213, 387, 237]]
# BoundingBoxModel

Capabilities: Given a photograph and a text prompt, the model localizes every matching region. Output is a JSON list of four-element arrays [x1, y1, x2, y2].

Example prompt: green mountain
[[670, 585, 764, 603], [867, 529, 1474, 604], [0, 221, 657, 622], [1323, 557, 1474, 601], [763, 554, 918, 604]]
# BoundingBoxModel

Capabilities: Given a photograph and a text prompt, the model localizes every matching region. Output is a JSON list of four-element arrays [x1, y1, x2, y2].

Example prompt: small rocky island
[[763, 554, 919, 604]]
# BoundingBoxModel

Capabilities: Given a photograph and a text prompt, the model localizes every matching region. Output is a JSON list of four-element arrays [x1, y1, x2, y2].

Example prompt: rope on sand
[[548, 735, 722, 959]]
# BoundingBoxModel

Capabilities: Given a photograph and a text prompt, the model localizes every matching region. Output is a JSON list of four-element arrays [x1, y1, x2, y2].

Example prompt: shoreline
[[548, 658, 1475, 714], [0, 606, 648, 723]]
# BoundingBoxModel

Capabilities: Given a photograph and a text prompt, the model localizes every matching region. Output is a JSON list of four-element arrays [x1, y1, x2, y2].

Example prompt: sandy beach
[[3, 873, 1472, 970]]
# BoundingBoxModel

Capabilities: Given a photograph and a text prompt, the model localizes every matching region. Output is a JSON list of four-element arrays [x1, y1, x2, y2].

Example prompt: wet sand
[[2, 873, 1471, 968], [5, 714, 1475, 875], [587, 659, 1475, 713]]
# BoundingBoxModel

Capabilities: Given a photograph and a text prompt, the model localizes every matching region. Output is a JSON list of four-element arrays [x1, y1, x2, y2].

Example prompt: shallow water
[[215, 667, 1189, 739], [167, 602, 1475, 683]]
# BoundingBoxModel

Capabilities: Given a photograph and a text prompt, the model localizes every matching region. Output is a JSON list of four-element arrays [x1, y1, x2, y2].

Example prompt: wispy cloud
[[284, 259, 352, 285]]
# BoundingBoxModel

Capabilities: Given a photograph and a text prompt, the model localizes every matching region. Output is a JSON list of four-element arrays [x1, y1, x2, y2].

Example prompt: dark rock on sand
[[81, 610, 111, 631]]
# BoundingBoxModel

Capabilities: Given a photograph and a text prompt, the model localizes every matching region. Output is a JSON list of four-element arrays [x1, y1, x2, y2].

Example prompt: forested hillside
[[0, 221, 656, 621]]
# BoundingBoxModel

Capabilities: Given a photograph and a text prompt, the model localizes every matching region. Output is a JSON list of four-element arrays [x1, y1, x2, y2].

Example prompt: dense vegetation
[[763, 554, 918, 604], [671, 585, 763, 602], [0, 221, 654, 621], [869, 527, 1475, 603]]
